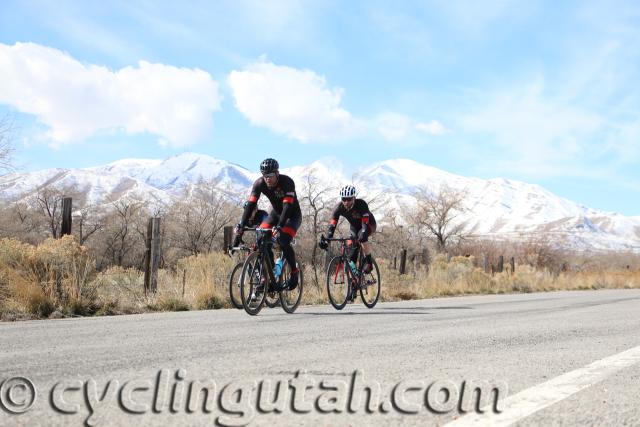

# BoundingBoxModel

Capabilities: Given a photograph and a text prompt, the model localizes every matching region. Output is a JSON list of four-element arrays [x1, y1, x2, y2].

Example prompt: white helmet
[[339, 185, 357, 198]]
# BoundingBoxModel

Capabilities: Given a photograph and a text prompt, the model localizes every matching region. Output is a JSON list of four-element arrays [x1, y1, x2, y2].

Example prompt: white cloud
[[416, 120, 448, 135], [228, 60, 361, 142], [0, 42, 221, 147], [228, 60, 449, 144], [376, 113, 449, 142]]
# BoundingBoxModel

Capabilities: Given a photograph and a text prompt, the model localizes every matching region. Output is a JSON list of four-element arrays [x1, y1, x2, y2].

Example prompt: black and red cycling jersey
[[328, 199, 376, 232], [240, 174, 302, 229]]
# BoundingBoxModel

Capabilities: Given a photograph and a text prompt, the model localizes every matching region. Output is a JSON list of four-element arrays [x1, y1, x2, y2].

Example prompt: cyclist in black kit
[[319, 185, 376, 273], [234, 158, 302, 289]]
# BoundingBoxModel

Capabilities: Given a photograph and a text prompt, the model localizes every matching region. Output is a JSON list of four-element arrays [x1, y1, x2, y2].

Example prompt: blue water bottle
[[274, 258, 284, 277], [348, 260, 359, 275]]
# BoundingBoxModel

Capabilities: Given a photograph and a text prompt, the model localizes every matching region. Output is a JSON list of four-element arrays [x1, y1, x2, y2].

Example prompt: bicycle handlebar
[[228, 245, 251, 254], [320, 234, 358, 247], [239, 226, 297, 246], [239, 226, 275, 232], [323, 237, 353, 242]]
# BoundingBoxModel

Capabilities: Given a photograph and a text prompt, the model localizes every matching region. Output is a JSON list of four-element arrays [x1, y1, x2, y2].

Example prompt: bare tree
[[516, 235, 565, 272], [411, 185, 469, 253], [374, 206, 416, 261], [32, 187, 65, 239], [74, 204, 105, 244], [0, 202, 40, 242], [101, 198, 146, 267], [298, 169, 334, 285], [29, 185, 83, 239], [166, 183, 237, 256]]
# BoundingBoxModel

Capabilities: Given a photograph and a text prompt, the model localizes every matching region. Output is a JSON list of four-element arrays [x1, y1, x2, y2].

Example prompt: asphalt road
[[1, 289, 640, 426]]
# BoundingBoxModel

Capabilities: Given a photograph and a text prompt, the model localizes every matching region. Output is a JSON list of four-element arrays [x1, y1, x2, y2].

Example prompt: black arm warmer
[[239, 201, 257, 227], [277, 202, 292, 227]]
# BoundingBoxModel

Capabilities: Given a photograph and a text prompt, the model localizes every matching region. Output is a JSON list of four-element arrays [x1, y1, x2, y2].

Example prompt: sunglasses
[[262, 172, 277, 178], [341, 197, 355, 202]]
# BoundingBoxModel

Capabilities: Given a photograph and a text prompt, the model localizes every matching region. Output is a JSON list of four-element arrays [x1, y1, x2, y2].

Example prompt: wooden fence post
[[223, 225, 234, 252], [510, 257, 515, 275], [498, 255, 504, 273], [144, 217, 161, 294], [150, 218, 161, 293], [60, 197, 72, 237], [143, 218, 152, 295], [182, 269, 186, 298], [393, 256, 397, 270], [399, 249, 407, 275]]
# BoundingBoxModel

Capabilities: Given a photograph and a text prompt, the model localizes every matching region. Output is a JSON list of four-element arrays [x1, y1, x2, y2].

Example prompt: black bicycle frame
[[255, 227, 278, 285]]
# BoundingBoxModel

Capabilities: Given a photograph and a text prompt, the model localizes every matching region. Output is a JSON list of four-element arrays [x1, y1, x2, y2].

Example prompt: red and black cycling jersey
[[240, 174, 301, 227], [329, 199, 376, 231]]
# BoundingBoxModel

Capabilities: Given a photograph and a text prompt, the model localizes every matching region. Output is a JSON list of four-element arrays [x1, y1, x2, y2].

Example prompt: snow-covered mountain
[[1, 153, 639, 252], [349, 159, 640, 252], [87, 152, 255, 190]]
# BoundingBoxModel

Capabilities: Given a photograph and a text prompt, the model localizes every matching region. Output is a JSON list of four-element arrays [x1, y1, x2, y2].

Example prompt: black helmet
[[260, 158, 279, 174]]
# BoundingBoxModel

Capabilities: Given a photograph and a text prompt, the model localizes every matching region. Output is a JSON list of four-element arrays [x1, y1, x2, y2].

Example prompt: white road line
[[445, 345, 640, 426]]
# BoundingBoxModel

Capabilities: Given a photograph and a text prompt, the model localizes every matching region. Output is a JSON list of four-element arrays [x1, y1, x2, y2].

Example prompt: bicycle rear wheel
[[228, 261, 244, 309], [359, 259, 381, 308], [326, 256, 350, 310], [240, 252, 267, 315], [280, 262, 303, 313]]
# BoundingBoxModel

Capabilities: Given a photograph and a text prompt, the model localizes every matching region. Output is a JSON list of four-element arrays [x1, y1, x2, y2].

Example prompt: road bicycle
[[227, 236, 279, 309], [321, 235, 381, 310], [239, 227, 303, 315]]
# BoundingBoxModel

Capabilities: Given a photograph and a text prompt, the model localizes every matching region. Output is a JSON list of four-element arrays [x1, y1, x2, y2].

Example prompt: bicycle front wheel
[[326, 256, 350, 310], [360, 258, 381, 309], [240, 252, 267, 315], [280, 262, 303, 314]]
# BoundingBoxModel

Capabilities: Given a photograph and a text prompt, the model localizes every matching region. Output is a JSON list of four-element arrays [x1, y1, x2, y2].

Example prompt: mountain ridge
[[1, 152, 638, 252]]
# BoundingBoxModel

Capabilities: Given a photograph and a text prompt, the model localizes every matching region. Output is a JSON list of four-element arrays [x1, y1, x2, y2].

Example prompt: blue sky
[[0, 0, 639, 215]]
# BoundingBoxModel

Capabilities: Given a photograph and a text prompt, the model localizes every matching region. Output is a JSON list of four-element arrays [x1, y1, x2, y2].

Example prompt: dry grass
[[0, 236, 96, 319], [1, 239, 639, 320], [380, 254, 640, 302], [91, 252, 236, 314]]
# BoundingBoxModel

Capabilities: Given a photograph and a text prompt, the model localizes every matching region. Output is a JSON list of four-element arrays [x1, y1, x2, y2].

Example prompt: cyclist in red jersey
[[319, 185, 376, 273], [234, 158, 302, 289]]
